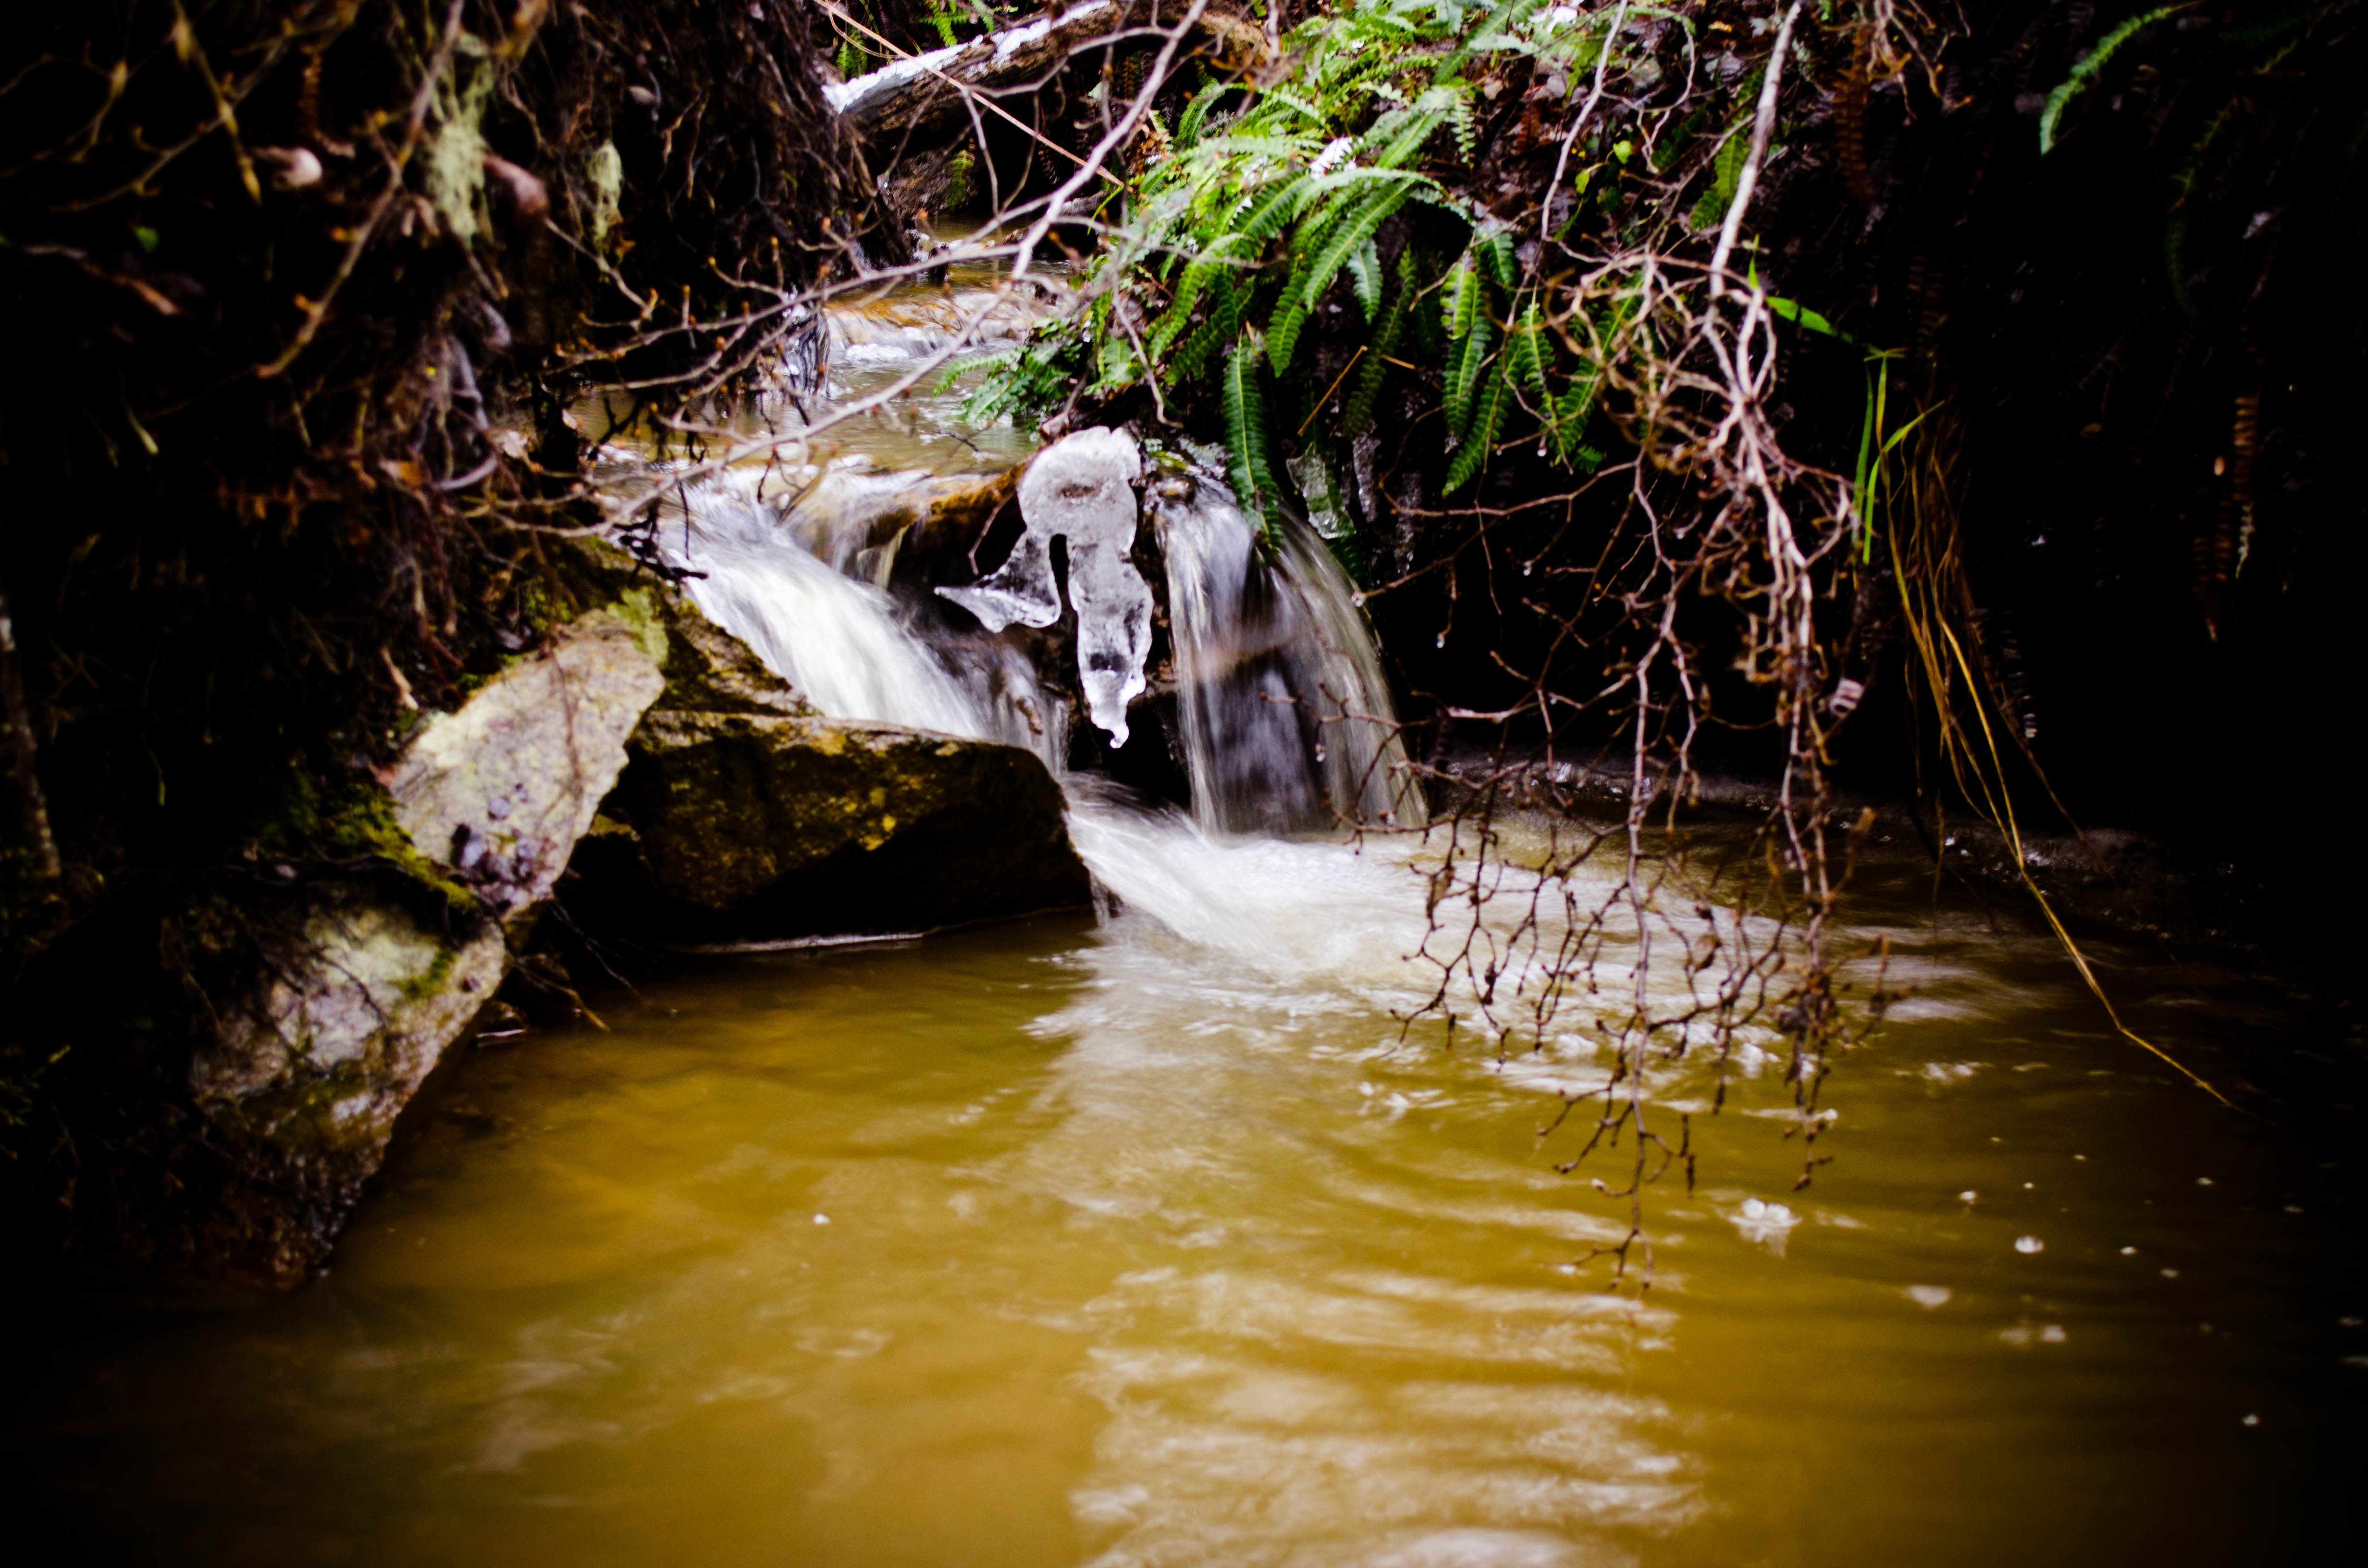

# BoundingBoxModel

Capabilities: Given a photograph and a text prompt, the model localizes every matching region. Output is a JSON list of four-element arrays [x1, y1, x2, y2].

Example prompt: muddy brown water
[[12, 265, 2357, 1565], [3, 829, 2359, 1567]]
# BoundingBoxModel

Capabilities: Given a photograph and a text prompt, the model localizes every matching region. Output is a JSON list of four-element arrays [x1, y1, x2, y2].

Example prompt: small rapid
[[655, 418, 1430, 959]]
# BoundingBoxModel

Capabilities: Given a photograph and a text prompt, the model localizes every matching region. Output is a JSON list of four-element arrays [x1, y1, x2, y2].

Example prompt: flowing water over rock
[[4, 274, 2359, 1565]]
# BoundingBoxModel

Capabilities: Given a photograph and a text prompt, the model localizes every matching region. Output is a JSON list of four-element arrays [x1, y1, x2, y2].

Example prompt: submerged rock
[[178, 608, 664, 1294], [585, 710, 1091, 942]]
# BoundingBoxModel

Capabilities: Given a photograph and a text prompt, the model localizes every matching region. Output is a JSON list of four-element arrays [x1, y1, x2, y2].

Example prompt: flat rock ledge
[[579, 710, 1091, 944]]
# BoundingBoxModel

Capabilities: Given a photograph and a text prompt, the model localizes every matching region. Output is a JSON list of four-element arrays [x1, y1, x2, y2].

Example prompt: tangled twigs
[[260, 0, 469, 380]]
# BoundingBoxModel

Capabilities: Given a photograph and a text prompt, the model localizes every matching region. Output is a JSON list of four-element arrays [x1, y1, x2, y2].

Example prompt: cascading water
[[658, 423, 1427, 924], [663, 466, 1062, 770], [1149, 457, 1426, 835]]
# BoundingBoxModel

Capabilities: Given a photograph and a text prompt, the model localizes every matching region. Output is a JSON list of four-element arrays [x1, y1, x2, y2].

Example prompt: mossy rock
[[583, 710, 1090, 942], [156, 608, 666, 1298]]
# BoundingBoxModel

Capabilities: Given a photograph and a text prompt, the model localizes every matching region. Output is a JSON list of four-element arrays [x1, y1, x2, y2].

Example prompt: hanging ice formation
[[937, 427, 1152, 747]]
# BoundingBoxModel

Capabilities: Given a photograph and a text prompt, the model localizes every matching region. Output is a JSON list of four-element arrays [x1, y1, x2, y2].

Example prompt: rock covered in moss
[[592, 710, 1090, 941], [178, 608, 665, 1294]]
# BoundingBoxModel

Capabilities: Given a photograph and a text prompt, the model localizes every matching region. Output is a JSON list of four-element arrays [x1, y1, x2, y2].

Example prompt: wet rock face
[[180, 610, 664, 1294], [548, 536, 817, 719], [193, 905, 509, 1111], [592, 710, 1091, 942], [386, 611, 669, 916]]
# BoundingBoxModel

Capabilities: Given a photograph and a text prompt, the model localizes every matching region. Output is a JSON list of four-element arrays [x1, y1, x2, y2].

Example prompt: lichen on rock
[[386, 609, 666, 917], [177, 607, 666, 1292], [193, 899, 506, 1123]]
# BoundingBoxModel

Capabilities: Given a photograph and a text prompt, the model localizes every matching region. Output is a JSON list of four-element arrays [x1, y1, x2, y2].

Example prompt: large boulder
[[582, 710, 1091, 944], [543, 534, 1093, 944], [177, 609, 664, 1293]]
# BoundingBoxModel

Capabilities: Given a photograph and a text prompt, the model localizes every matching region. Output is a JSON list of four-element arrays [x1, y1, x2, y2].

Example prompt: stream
[[4, 264, 2361, 1567]]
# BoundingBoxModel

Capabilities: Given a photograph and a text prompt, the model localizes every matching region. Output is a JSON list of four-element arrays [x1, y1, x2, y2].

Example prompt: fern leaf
[[1444, 360, 1512, 494], [1444, 302, 1495, 441], [1175, 80, 1231, 150], [1268, 297, 1309, 373], [1224, 343, 1283, 533], [1240, 172, 1317, 243], [1686, 129, 1750, 233], [1443, 253, 1480, 347], [2040, 4, 2184, 154], [1368, 109, 1446, 170], [1477, 228, 1518, 291], [1346, 239, 1383, 321], [1147, 235, 1242, 364], [1509, 303, 1549, 399], [1297, 178, 1416, 314], [1550, 372, 1603, 466], [1446, 93, 1479, 163], [1342, 268, 1411, 435], [1169, 273, 1245, 384]]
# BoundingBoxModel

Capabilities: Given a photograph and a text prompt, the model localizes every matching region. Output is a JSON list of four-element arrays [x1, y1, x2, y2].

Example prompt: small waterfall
[[654, 430, 1423, 920], [1150, 459, 1426, 835], [662, 468, 1063, 771]]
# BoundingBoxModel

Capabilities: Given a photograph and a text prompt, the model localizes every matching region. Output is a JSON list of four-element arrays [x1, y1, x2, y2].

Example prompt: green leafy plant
[[971, 0, 1638, 528], [2038, 3, 2193, 154]]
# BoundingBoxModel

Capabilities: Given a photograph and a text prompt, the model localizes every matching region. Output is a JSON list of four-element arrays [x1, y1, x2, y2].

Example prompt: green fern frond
[[1509, 302, 1549, 399], [2040, 4, 2188, 154], [1346, 239, 1384, 321], [1147, 235, 1245, 362], [1686, 130, 1750, 233], [1447, 94, 1479, 163], [1175, 80, 1232, 150], [1239, 172, 1319, 243], [1444, 313, 1496, 441], [1297, 178, 1418, 313], [1342, 260, 1413, 435], [1445, 360, 1512, 494], [931, 345, 1018, 396], [1549, 369, 1603, 467], [1443, 252, 1480, 346], [1264, 88, 1332, 126], [1224, 342, 1284, 539], [1366, 109, 1447, 169], [1477, 228, 1518, 291], [1169, 272, 1247, 383], [1268, 298, 1309, 373]]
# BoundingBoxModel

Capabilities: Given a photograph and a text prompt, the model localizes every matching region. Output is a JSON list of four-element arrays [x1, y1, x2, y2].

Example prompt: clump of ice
[[939, 427, 1150, 747], [1729, 1196, 1800, 1254]]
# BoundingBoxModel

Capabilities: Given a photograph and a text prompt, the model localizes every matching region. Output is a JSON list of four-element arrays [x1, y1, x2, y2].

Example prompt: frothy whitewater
[[657, 430, 1450, 992]]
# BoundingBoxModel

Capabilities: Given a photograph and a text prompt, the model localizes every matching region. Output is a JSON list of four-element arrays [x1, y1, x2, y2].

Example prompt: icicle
[[939, 427, 1151, 747]]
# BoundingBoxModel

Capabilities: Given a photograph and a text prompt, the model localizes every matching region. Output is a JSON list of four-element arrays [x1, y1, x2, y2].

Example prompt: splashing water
[[664, 430, 1421, 867], [663, 467, 1060, 768], [1151, 457, 1425, 834]]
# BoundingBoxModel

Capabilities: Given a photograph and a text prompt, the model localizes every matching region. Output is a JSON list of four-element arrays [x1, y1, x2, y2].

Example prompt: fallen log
[[822, 0, 1270, 147]]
